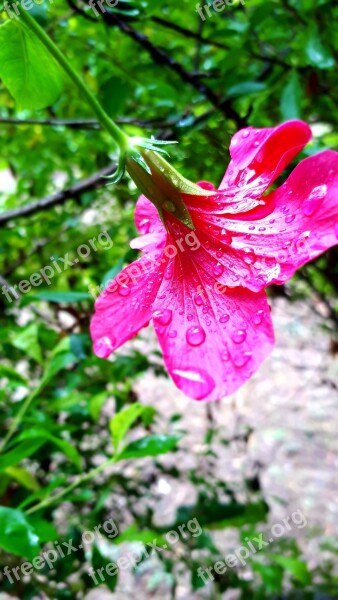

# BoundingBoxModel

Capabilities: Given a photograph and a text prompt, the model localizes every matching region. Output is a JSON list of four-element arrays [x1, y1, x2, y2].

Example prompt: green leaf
[[23, 291, 91, 304], [0, 506, 40, 560], [5, 466, 41, 492], [0, 439, 45, 472], [226, 81, 267, 98], [0, 364, 28, 385], [252, 561, 283, 593], [117, 434, 181, 460], [110, 402, 145, 450], [271, 555, 312, 585], [89, 392, 108, 422], [280, 71, 302, 120], [0, 20, 63, 110], [92, 544, 118, 592], [27, 517, 58, 543], [100, 76, 130, 118], [304, 25, 335, 69], [17, 429, 82, 470], [11, 323, 43, 364]]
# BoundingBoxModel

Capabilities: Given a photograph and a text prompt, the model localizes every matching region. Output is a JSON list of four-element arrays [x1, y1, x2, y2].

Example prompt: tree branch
[[0, 163, 116, 226], [80, 3, 246, 128]]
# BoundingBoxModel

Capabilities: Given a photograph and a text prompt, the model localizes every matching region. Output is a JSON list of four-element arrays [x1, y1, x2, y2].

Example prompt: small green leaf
[[271, 555, 312, 585], [24, 291, 91, 304], [17, 429, 82, 470], [11, 323, 43, 364], [110, 402, 145, 450], [0, 439, 45, 472], [117, 434, 181, 460], [0, 507, 40, 560], [89, 392, 108, 422], [92, 544, 118, 592], [0, 20, 63, 110], [5, 466, 40, 492], [304, 25, 335, 69], [226, 81, 267, 97], [280, 71, 302, 120]]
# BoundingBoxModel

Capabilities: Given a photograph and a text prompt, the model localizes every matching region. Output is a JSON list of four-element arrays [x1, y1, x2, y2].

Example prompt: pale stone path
[[85, 296, 338, 599]]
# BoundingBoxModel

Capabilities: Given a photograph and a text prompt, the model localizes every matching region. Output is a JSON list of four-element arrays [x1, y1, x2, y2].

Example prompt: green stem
[[18, 10, 130, 152], [26, 456, 117, 515]]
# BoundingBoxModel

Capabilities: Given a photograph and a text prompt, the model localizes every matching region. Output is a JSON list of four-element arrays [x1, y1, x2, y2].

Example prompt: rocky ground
[[85, 295, 338, 599]]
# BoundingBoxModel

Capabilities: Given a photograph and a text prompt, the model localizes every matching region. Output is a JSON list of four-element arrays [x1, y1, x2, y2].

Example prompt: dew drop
[[220, 315, 229, 324], [241, 130, 250, 138], [187, 313, 194, 321], [285, 214, 295, 224], [152, 308, 172, 326], [118, 285, 131, 297], [93, 336, 115, 359], [242, 248, 256, 265], [172, 368, 215, 400], [302, 184, 327, 217], [168, 329, 177, 338], [221, 347, 230, 361], [233, 351, 252, 367], [213, 262, 224, 277], [253, 310, 264, 325], [186, 325, 206, 346], [194, 294, 204, 306], [232, 329, 246, 344]]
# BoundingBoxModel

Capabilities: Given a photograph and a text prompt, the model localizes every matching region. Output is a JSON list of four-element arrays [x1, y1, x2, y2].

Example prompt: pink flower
[[90, 120, 338, 401]]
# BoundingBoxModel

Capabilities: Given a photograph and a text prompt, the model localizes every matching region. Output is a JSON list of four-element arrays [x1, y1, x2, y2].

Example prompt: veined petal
[[220, 120, 312, 194], [134, 194, 165, 235], [216, 150, 338, 286], [90, 253, 166, 358], [152, 252, 275, 402]]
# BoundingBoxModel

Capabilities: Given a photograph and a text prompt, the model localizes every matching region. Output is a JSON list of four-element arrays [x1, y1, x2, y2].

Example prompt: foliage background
[[0, 0, 337, 598]]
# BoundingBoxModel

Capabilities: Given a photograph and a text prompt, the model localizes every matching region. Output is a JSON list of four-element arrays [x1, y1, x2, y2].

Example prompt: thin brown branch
[[0, 163, 116, 226]]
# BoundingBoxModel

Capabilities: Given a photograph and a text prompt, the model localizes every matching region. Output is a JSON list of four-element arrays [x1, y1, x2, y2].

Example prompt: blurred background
[[0, 0, 337, 598]]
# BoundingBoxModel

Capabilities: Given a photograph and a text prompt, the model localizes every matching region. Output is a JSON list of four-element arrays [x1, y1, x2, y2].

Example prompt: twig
[[0, 163, 116, 226]]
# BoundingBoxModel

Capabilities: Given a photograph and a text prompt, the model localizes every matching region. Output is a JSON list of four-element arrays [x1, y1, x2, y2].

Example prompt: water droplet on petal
[[186, 325, 206, 346], [221, 347, 230, 361], [241, 130, 250, 138], [232, 329, 246, 344], [302, 184, 327, 217], [233, 351, 252, 367], [94, 336, 115, 359], [168, 329, 177, 338], [242, 248, 256, 265], [152, 308, 172, 326], [194, 294, 204, 306], [213, 263, 224, 277], [253, 310, 264, 325], [118, 285, 131, 297], [187, 313, 194, 321], [220, 315, 229, 324], [172, 368, 215, 400], [285, 214, 295, 224]]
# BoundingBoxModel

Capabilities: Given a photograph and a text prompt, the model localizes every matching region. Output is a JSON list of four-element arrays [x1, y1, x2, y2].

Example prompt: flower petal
[[90, 253, 166, 359], [134, 194, 164, 235], [220, 120, 312, 194], [152, 252, 275, 401], [218, 150, 338, 286]]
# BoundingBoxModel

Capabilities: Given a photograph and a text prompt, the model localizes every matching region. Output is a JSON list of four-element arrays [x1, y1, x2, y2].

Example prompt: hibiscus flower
[[90, 120, 338, 401]]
